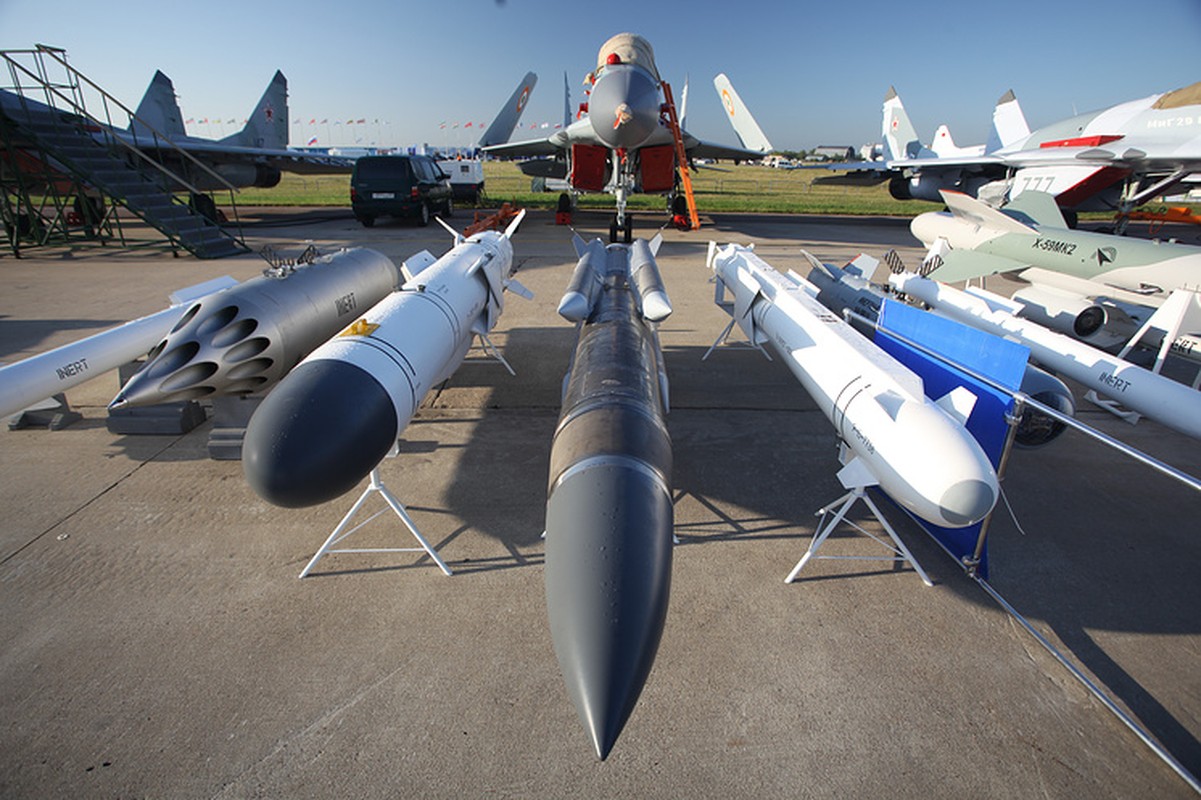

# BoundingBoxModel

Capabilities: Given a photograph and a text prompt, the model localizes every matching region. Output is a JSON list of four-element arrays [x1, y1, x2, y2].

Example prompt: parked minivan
[[350, 155, 453, 227]]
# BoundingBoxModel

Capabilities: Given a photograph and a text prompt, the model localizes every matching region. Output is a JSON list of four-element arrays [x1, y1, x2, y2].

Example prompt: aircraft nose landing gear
[[609, 212, 633, 244]]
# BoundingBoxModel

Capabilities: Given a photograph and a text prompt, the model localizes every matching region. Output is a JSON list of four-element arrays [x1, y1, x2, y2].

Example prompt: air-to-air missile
[[912, 189, 1201, 353], [804, 252, 1076, 447], [109, 247, 402, 409], [0, 276, 236, 421], [890, 270, 1201, 441], [242, 211, 529, 508], [708, 242, 999, 529], [545, 234, 673, 761]]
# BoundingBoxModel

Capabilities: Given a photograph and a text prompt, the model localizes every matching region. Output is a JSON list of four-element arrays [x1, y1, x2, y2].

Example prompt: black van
[[350, 155, 453, 227]]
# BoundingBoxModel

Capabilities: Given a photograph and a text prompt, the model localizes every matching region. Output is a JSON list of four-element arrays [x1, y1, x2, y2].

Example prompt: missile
[[0, 276, 236, 421], [912, 189, 1201, 350], [708, 242, 999, 529], [545, 234, 673, 760], [110, 248, 401, 409], [242, 211, 529, 508], [891, 271, 1201, 441], [805, 253, 1076, 447]]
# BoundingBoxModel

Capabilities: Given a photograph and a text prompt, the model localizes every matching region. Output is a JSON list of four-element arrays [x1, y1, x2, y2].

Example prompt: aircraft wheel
[[623, 214, 633, 244], [609, 215, 619, 243], [358, 215, 375, 228], [417, 202, 431, 227]]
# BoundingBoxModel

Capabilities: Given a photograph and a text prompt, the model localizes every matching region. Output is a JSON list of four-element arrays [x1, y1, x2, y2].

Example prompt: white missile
[[0, 276, 237, 420], [891, 271, 1201, 441], [243, 211, 530, 508], [708, 243, 999, 529]]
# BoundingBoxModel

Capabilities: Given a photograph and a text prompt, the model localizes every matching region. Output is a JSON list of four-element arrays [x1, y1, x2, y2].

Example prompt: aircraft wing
[[480, 137, 562, 159], [687, 137, 771, 162]]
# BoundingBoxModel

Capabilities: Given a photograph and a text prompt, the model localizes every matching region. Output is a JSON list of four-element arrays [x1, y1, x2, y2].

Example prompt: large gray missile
[[109, 247, 401, 408], [243, 213, 528, 508], [546, 234, 673, 760]]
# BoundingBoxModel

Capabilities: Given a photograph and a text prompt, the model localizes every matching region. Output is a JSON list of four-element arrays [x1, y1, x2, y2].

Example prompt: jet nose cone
[[243, 360, 398, 508], [588, 65, 660, 150], [938, 479, 997, 527]]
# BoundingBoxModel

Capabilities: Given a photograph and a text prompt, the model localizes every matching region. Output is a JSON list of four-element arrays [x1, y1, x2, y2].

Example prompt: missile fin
[[935, 385, 978, 425], [502, 208, 527, 239], [435, 216, 464, 245], [573, 233, 590, 258], [927, 249, 1025, 284], [168, 275, 238, 306], [648, 232, 663, 257], [401, 251, 438, 283], [835, 456, 878, 491], [940, 190, 1036, 234], [505, 277, 534, 300]]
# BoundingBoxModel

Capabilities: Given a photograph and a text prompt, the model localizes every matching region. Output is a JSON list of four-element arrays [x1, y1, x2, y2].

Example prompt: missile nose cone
[[938, 479, 997, 527], [557, 291, 592, 323], [243, 360, 398, 508], [639, 290, 672, 323], [545, 460, 673, 760]]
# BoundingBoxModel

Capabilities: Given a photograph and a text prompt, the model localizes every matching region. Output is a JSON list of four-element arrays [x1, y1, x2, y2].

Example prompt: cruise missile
[[545, 234, 673, 760], [0, 276, 236, 421], [708, 242, 999, 529], [912, 189, 1201, 351], [891, 271, 1201, 441], [242, 211, 529, 508], [110, 248, 401, 409], [804, 253, 1076, 447]]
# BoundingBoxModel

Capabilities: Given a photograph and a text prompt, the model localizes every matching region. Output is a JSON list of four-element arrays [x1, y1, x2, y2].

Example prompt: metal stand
[[785, 485, 933, 587], [299, 467, 452, 578], [701, 317, 773, 361]]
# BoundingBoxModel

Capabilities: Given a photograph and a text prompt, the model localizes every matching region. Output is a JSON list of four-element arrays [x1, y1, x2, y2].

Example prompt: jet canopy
[[595, 33, 659, 81]]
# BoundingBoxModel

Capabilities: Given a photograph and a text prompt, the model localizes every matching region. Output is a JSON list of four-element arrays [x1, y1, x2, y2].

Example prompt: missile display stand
[[299, 448, 452, 578], [784, 478, 933, 587]]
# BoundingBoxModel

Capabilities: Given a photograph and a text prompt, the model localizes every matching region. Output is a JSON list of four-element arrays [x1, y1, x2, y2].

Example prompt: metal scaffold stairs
[[0, 45, 249, 259], [660, 80, 699, 231]]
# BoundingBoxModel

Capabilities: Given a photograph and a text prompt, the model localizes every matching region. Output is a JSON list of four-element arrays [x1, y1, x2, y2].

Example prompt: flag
[[320, 118, 328, 124], [309, 118, 316, 124], [439, 121, 447, 129], [356, 118, 366, 124], [307, 136, 318, 145], [465, 121, 473, 128], [185, 118, 194, 124]]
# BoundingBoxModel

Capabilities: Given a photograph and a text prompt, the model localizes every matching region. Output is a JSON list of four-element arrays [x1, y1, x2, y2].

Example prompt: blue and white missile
[[545, 234, 673, 760], [804, 252, 1076, 448], [110, 248, 401, 409], [891, 271, 1201, 441], [242, 211, 529, 508], [708, 242, 999, 529], [0, 276, 236, 421]]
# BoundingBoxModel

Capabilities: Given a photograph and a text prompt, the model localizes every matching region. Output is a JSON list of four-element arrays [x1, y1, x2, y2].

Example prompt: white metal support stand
[[299, 467, 452, 578], [785, 485, 933, 587]]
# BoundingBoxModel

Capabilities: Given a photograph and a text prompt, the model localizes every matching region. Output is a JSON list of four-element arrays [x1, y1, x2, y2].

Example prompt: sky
[[3, 0, 1200, 153]]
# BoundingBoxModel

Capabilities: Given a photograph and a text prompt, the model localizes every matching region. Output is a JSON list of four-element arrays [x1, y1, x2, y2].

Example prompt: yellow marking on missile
[[340, 319, 379, 337]]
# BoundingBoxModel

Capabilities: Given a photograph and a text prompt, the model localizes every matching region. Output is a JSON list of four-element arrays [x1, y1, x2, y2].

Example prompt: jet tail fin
[[882, 87, 934, 161], [222, 71, 289, 149], [478, 72, 538, 147], [986, 89, 1030, 154], [713, 73, 773, 153], [1002, 190, 1067, 228], [131, 70, 186, 139], [930, 124, 958, 157]]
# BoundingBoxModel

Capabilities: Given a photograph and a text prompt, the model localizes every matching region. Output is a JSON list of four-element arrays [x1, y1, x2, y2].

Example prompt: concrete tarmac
[[2, 208, 1200, 798]]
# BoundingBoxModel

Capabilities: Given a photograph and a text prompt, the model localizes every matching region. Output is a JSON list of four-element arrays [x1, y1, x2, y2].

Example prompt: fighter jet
[[482, 33, 773, 242], [819, 81, 1201, 215], [122, 69, 354, 195]]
